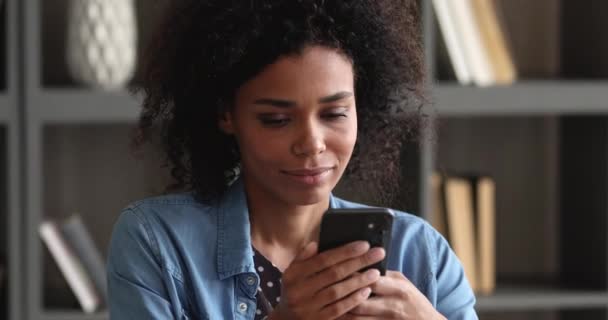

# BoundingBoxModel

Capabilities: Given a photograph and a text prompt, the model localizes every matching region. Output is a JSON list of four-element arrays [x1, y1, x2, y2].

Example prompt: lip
[[282, 167, 334, 176], [281, 167, 335, 185]]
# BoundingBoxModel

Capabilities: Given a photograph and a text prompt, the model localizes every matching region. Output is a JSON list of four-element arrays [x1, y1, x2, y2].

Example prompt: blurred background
[[1, 0, 607, 319]]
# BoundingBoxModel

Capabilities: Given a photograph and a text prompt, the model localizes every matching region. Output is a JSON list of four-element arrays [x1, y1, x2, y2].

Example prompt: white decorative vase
[[66, 0, 137, 90]]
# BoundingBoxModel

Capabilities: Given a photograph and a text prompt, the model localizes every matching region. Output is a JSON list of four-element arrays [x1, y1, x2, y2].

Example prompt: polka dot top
[[252, 247, 282, 320]]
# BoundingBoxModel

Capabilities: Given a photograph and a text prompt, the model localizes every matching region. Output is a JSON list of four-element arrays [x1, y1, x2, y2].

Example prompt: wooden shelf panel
[[35, 287, 608, 317], [476, 285, 608, 311], [30, 90, 141, 123], [38, 311, 108, 320], [434, 81, 608, 116]]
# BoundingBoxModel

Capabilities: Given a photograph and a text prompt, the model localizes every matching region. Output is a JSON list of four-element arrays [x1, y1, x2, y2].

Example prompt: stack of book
[[431, 173, 496, 295], [39, 214, 107, 313], [432, 0, 516, 86]]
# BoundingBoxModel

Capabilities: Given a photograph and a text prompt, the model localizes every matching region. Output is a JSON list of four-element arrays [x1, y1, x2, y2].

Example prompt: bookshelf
[[20, 0, 169, 318], [2, 0, 607, 319], [424, 0, 608, 319]]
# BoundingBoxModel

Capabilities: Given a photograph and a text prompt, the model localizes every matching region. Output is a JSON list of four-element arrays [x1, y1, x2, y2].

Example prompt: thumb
[[294, 241, 318, 262]]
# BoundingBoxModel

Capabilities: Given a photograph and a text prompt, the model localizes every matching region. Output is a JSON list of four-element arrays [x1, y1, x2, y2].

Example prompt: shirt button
[[238, 302, 248, 313], [246, 276, 256, 286]]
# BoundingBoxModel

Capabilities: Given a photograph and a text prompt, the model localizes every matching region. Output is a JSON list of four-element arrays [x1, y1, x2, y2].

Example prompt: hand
[[268, 241, 386, 320], [340, 271, 446, 320]]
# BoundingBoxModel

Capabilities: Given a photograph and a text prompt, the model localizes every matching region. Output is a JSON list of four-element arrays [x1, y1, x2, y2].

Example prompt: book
[[60, 215, 108, 303], [434, 173, 497, 294], [469, 0, 516, 85], [39, 220, 102, 313], [444, 176, 479, 290], [470, 176, 496, 295], [430, 173, 448, 238], [445, 0, 496, 86], [431, 0, 472, 84]]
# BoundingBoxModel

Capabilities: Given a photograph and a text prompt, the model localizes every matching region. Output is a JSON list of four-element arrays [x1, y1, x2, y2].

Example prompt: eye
[[257, 114, 290, 128], [322, 107, 349, 121]]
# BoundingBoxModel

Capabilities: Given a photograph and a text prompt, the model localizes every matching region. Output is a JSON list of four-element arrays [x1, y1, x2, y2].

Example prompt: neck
[[244, 179, 330, 270]]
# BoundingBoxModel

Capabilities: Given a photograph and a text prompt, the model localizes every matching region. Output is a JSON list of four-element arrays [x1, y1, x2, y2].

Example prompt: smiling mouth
[[281, 167, 335, 176], [280, 167, 335, 185]]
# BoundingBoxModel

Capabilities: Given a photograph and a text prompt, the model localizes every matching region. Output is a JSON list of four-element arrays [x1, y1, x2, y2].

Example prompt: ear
[[218, 111, 235, 135]]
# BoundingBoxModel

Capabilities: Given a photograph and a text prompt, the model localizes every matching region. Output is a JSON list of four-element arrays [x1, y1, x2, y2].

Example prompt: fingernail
[[361, 287, 372, 298], [366, 269, 380, 280], [368, 247, 385, 260], [352, 241, 370, 254]]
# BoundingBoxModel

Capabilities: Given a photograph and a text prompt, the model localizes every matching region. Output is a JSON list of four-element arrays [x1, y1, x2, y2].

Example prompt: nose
[[291, 120, 326, 157]]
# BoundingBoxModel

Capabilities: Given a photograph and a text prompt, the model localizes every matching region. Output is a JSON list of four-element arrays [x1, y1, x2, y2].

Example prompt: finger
[[348, 297, 394, 316], [385, 270, 408, 280], [313, 269, 380, 307], [312, 247, 385, 288], [319, 287, 372, 320], [369, 272, 411, 296], [298, 241, 371, 277]]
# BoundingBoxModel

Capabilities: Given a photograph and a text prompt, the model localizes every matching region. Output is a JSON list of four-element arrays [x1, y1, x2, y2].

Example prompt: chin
[[280, 186, 332, 206]]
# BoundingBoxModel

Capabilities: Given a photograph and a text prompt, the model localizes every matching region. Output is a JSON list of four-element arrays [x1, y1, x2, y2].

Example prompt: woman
[[107, 1, 478, 319]]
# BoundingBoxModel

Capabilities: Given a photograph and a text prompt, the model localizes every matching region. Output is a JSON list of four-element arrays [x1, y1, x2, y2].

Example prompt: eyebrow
[[253, 91, 353, 108]]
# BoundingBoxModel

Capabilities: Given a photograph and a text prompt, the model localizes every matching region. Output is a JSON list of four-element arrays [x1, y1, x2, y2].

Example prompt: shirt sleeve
[[428, 225, 479, 320], [106, 207, 181, 319]]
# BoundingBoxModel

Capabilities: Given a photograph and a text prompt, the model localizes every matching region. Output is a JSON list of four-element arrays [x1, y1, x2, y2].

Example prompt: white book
[[432, 0, 473, 84], [39, 221, 101, 313], [60, 214, 108, 303], [446, 0, 495, 86]]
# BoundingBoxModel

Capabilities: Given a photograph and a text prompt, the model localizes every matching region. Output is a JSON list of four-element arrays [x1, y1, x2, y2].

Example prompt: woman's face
[[220, 45, 357, 206]]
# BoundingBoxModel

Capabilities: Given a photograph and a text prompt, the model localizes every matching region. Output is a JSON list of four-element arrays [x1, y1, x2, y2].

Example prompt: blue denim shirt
[[107, 179, 478, 319]]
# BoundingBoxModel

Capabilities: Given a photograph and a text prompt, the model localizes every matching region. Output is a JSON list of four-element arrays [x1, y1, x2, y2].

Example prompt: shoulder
[[127, 192, 212, 214], [113, 193, 223, 249], [123, 192, 217, 230], [108, 193, 223, 277], [110, 193, 220, 258]]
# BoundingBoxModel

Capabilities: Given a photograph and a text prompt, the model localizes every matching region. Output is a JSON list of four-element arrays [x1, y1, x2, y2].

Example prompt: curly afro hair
[[133, 0, 426, 208]]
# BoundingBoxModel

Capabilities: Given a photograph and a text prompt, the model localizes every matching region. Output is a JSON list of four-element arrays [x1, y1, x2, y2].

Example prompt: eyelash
[[258, 109, 348, 128]]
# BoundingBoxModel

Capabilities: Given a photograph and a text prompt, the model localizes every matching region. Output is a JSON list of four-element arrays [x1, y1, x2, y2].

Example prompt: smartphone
[[318, 208, 394, 275]]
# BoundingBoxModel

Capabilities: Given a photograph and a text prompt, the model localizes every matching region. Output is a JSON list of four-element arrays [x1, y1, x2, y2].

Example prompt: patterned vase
[[66, 0, 137, 90]]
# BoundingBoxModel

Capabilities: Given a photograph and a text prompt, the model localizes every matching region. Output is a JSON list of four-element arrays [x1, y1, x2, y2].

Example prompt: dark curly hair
[[133, 0, 426, 209]]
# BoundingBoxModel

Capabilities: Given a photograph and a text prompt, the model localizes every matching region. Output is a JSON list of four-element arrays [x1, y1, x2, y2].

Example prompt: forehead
[[238, 46, 355, 97]]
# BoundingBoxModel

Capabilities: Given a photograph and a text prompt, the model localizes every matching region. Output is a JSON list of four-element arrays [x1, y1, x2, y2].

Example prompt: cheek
[[343, 116, 358, 152], [343, 129, 358, 156], [237, 131, 287, 166], [330, 120, 358, 159]]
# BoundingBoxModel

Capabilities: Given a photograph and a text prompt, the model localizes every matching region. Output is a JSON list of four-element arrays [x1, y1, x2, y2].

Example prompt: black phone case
[[318, 208, 393, 275]]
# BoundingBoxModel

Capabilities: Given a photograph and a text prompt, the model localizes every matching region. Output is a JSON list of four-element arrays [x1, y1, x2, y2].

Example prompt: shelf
[[433, 81, 608, 116], [29, 90, 140, 123], [476, 286, 608, 311], [38, 311, 108, 320]]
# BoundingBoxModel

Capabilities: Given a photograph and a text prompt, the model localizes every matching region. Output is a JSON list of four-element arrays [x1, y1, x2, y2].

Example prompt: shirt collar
[[216, 177, 338, 280], [216, 177, 255, 279]]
